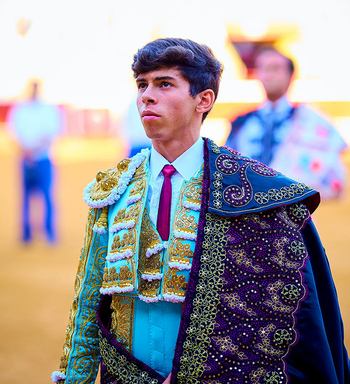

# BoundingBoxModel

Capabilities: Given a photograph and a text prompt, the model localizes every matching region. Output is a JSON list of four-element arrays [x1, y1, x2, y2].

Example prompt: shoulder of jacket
[[83, 149, 149, 208]]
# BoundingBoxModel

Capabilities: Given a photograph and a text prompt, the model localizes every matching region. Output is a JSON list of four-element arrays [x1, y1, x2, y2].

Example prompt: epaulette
[[83, 149, 149, 209]]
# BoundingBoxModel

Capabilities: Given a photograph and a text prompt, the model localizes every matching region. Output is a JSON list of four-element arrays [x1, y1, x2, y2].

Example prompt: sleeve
[[285, 220, 350, 383], [52, 208, 108, 384]]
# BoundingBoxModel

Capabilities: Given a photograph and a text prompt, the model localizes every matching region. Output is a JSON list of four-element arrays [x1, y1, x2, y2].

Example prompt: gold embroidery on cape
[[242, 213, 270, 229], [255, 324, 286, 357], [89, 159, 132, 202], [98, 330, 160, 384], [228, 248, 264, 273], [177, 214, 230, 383], [222, 292, 257, 317], [177, 203, 310, 384], [212, 336, 248, 359], [110, 295, 135, 351], [254, 183, 312, 206], [134, 161, 147, 177]]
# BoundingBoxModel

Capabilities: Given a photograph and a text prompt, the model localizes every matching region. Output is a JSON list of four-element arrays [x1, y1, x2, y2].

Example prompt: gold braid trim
[[88, 159, 131, 202]]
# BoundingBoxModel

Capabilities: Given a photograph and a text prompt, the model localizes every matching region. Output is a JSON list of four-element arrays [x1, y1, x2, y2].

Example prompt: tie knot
[[162, 164, 176, 178]]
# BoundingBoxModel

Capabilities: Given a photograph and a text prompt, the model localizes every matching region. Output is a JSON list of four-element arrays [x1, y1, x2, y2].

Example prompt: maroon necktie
[[157, 165, 176, 241]]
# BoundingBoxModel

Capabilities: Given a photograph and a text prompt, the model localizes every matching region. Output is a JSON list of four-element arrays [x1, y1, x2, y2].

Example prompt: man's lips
[[141, 110, 160, 120]]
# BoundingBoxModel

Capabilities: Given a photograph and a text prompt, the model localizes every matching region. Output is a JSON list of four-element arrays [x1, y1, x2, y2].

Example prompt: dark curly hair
[[132, 38, 223, 121]]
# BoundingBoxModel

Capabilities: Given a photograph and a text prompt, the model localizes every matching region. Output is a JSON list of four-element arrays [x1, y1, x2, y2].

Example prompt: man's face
[[136, 67, 201, 146], [255, 51, 293, 102]]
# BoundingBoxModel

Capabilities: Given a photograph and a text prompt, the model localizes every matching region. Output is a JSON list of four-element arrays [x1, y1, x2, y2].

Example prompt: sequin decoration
[[98, 330, 161, 384], [209, 141, 315, 214], [254, 183, 312, 206], [176, 202, 311, 383], [214, 152, 277, 208]]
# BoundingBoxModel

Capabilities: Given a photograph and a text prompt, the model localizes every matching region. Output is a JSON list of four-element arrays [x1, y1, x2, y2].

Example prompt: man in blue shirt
[[8, 81, 61, 243]]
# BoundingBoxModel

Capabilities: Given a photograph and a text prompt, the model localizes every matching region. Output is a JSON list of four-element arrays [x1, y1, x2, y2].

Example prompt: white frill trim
[[126, 194, 142, 206], [83, 148, 149, 208], [163, 293, 186, 303], [174, 230, 197, 241], [51, 371, 66, 383], [183, 201, 201, 211], [141, 273, 163, 281], [100, 285, 134, 295], [146, 242, 167, 258], [138, 294, 161, 303], [168, 261, 191, 270], [109, 220, 135, 234], [93, 224, 107, 234], [106, 249, 133, 262]]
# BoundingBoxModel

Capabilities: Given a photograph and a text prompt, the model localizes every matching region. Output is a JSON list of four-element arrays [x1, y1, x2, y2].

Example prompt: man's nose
[[141, 85, 156, 104]]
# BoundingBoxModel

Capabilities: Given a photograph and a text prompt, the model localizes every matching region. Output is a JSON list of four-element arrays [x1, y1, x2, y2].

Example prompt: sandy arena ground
[[0, 140, 349, 384]]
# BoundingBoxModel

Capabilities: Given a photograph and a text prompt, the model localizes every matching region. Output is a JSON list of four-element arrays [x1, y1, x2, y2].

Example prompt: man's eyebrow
[[136, 76, 177, 82]]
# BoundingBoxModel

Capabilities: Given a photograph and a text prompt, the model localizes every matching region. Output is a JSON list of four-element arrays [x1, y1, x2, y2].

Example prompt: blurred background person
[[7, 81, 62, 244], [225, 48, 348, 200]]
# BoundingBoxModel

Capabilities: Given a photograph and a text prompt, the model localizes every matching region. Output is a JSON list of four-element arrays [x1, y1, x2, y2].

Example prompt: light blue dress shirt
[[132, 137, 204, 377]]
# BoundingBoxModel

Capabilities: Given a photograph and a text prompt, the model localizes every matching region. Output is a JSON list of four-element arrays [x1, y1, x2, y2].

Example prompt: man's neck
[[267, 93, 285, 103], [152, 135, 200, 163]]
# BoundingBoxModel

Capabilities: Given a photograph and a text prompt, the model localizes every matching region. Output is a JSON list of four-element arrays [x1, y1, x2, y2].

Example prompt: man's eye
[[161, 81, 171, 88], [138, 83, 147, 90]]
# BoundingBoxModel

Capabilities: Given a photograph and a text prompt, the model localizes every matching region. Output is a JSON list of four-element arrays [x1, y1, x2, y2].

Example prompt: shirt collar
[[259, 95, 293, 118], [149, 137, 204, 181]]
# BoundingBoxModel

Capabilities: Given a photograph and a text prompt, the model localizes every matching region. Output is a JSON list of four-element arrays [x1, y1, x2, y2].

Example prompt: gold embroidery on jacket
[[103, 265, 134, 288], [138, 207, 163, 298], [168, 240, 193, 266], [184, 184, 202, 206], [163, 269, 188, 299], [89, 159, 131, 202], [175, 211, 198, 237], [59, 208, 106, 380], [110, 232, 136, 255], [110, 295, 135, 351], [112, 205, 140, 227]]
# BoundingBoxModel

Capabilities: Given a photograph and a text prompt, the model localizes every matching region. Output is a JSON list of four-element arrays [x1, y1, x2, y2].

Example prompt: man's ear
[[196, 89, 215, 114]]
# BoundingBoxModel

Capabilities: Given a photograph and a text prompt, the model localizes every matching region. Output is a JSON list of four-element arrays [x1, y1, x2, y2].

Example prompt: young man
[[52, 38, 350, 384], [225, 48, 347, 200]]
